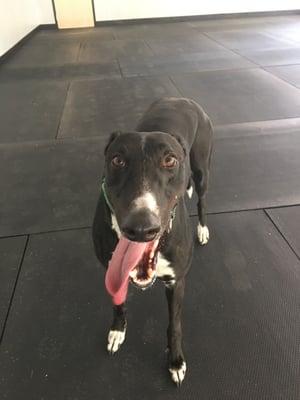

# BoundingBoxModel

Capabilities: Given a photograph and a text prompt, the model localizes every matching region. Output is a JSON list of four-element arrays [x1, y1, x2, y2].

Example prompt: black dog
[[93, 97, 213, 385]]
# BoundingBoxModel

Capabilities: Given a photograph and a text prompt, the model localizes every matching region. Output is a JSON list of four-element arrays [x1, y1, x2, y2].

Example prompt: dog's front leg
[[107, 303, 127, 354], [165, 278, 187, 386]]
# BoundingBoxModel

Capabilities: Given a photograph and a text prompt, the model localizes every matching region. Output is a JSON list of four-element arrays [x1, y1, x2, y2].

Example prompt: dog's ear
[[170, 134, 187, 157], [104, 131, 121, 155]]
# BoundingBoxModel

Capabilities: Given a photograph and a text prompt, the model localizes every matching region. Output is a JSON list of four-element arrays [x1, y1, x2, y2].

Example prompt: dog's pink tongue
[[105, 237, 148, 305]]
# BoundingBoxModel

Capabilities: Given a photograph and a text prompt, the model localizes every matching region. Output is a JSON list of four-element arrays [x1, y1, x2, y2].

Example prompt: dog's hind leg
[[165, 278, 187, 386], [107, 303, 127, 354]]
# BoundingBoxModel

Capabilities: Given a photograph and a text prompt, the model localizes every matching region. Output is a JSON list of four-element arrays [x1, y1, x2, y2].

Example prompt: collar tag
[[168, 205, 177, 232]]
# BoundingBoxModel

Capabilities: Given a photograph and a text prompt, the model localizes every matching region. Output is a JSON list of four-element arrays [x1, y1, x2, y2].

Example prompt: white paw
[[186, 186, 193, 199], [197, 224, 209, 245], [107, 329, 126, 354], [169, 361, 187, 386]]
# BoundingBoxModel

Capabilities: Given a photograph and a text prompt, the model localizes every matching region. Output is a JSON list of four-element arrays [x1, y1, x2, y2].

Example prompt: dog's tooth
[[129, 270, 137, 278]]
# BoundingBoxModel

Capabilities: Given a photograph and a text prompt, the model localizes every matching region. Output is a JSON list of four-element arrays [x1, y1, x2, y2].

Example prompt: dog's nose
[[121, 210, 160, 242]]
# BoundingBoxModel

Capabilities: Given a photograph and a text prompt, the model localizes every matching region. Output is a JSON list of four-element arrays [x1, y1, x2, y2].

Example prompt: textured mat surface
[[119, 50, 255, 77], [2, 129, 300, 237], [0, 138, 105, 237], [266, 206, 300, 258], [265, 64, 300, 88], [0, 213, 299, 400], [171, 68, 300, 125], [58, 76, 180, 138], [0, 80, 68, 143]]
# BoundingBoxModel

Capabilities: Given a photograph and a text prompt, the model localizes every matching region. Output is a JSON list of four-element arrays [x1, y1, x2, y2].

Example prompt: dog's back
[[136, 97, 213, 152]]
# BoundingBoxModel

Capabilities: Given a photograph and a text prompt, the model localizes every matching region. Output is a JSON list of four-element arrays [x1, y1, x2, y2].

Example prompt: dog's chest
[[156, 252, 176, 285]]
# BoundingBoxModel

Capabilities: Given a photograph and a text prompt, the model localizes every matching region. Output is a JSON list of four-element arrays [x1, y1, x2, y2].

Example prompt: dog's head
[[103, 131, 190, 242]]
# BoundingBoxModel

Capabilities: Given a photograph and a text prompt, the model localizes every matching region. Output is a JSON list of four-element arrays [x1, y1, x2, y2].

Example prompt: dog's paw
[[107, 329, 126, 354], [169, 361, 187, 386], [197, 224, 209, 245]]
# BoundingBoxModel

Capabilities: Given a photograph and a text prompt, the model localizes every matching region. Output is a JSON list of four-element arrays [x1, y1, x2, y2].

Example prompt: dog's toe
[[107, 329, 126, 354], [197, 224, 209, 245], [169, 361, 187, 386]]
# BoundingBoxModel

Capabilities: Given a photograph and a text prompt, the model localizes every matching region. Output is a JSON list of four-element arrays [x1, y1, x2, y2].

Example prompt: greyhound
[[92, 97, 213, 386]]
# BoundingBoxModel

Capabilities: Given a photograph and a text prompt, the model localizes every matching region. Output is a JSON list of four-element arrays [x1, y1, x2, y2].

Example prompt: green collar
[[101, 179, 115, 214]]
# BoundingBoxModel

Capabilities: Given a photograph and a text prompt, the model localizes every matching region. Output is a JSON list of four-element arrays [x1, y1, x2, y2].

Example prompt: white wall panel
[[0, 0, 55, 57], [94, 0, 299, 22]]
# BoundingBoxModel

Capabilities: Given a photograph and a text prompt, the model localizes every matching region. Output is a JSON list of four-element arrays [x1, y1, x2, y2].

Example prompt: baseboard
[[39, 23, 57, 30], [0, 24, 57, 65], [95, 9, 300, 26]]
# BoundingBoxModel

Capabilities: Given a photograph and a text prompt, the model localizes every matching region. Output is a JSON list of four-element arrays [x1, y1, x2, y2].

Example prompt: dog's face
[[104, 131, 189, 242]]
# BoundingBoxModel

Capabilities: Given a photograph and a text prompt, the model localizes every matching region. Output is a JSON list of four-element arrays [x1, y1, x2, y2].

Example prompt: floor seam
[[55, 81, 71, 140], [205, 203, 300, 215], [76, 41, 83, 62], [0, 235, 30, 345], [116, 58, 124, 78], [1, 115, 299, 148], [201, 31, 262, 67], [0, 225, 92, 239], [263, 209, 300, 261], [167, 75, 184, 96], [1, 204, 300, 239], [142, 39, 156, 55], [260, 65, 300, 90]]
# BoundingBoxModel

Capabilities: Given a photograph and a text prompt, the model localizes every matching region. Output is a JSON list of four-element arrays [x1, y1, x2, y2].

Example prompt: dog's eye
[[111, 155, 126, 168], [162, 154, 178, 169]]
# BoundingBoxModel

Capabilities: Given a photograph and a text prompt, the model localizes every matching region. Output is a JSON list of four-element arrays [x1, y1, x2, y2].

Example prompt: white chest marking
[[156, 252, 175, 280], [133, 192, 159, 215], [111, 214, 121, 239]]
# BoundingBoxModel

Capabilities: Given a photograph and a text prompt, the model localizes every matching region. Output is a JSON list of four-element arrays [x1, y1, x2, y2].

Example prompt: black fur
[[92, 97, 213, 383]]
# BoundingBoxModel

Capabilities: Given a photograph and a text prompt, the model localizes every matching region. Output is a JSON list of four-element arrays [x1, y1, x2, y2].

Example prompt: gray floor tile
[[205, 30, 297, 50], [119, 50, 255, 77], [199, 130, 300, 213], [0, 80, 69, 143], [265, 23, 300, 43], [146, 33, 226, 55], [190, 15, 299, 32], [0, 61, 121, 82], [58, 76, 180, 138], [4, 42, 80, 67], [171, 68, 300, 125], [112, 21, 197, 39], [78, 39, 153, 63], [0, 138, 106, 236], [237, 47, 300, 66], [214, 117, 300, 139]]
